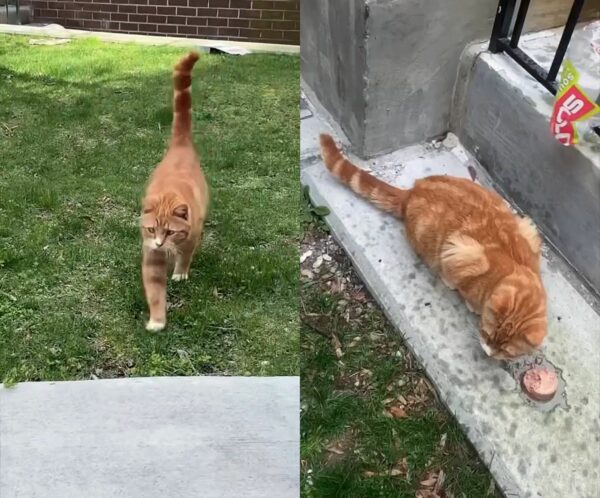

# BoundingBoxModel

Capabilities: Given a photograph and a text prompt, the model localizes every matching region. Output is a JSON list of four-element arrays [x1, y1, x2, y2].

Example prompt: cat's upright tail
[[319, 134, 408, 217], [171, 51, 200, 146]]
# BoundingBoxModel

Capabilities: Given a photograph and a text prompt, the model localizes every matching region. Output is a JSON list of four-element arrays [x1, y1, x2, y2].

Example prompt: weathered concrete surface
[[453, 25, 600, 293], [300, 0, 367, 150], [0, 23, 299, 54], [300, 0, 597, 158], [0, 376, 299, 498], [301, 104, 600, 498], [359, 0, 498, 156]]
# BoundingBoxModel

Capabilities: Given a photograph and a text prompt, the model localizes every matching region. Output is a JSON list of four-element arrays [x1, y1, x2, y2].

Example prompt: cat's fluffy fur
[[320, 133, 547, 359], [140, 52, 209, 331]]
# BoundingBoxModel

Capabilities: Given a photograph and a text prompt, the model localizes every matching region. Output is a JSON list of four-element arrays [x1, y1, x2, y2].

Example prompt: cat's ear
[[173, 204, 189, 220]]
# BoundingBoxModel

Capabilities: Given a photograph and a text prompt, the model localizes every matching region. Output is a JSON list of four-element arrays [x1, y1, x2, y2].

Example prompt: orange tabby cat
[[320, 133, 547, 359], [140, 52, 209, 331]]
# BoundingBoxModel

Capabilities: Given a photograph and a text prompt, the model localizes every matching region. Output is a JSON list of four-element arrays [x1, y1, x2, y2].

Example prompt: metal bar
[[547, 0, 585, 82], [489, 0, 517, 52], [498, 39, 558, 94], [510, 0, 531, 48]]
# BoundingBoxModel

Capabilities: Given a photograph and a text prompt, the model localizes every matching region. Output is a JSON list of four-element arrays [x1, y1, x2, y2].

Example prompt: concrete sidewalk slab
[[0, 376, 299, 498], [0, 23, 299, 55], [301, 102, 600, 498]]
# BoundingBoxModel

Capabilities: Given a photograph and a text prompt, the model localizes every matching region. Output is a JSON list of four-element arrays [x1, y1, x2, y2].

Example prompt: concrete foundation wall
[[361, 0, 497, 156], [300, 0, 367, 149], [302, 0, 599, 157]]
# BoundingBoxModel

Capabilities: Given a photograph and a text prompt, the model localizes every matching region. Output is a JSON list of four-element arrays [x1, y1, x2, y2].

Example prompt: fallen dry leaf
[[300, 250, 313, 263], [387, 404, 408, 418], [325, 444, 345, 455], [362, 458, 408, 479], [300, 269, 314, 279]]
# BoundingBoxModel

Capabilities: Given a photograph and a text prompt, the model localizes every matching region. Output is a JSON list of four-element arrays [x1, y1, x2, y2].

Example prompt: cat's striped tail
[[319, 133, 408, 217], [171, 52, 200, 145]]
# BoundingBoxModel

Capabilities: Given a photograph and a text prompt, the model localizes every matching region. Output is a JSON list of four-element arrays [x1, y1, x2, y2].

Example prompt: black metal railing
[[490, 0, 599, 136], [489, 0, 587, 95]]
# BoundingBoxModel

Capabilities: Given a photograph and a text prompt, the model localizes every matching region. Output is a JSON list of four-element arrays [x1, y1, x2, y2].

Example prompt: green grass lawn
[[0, 35, 299, 382], [300, 223, 499, 497]]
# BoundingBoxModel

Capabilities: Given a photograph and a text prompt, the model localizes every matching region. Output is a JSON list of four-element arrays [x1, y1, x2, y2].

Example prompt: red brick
[[197, 26, 218, 36], [178, 25, 198, 34], [119, 5, 136, 13], [252, 1, 273, 8], [260, 29, 284, 40], [170, 0, 189, 6], [271, 19, 295, 30], [139, 23, 158, 31], [157, 24, 177, 33], [92, 11, 111, 20], [156, 6, 176, 14], [177, 7, 196, 15], [239, 8, 260, 19], [261, 10, 283, 20], [37, 8, 58, 17], [167, 15, 187, 24], [228, 18, 248, 27], [218, 27, 239, 36], [208, 17, 227, 26], [276, 1, 298, 10], [137, 6, 156, 14], [187, 16, 208, 25], [229, 0, 249, 7], [188, 0, 208, 6], [128, 13, 146, 22], [286, 30, 299, 42], [119, 22, 139, 31], [283, 10, 298, 20], [196, 7, 217, 16], [111, 12, 128, 21], [82, 19, 102, 29], [208, 0, 229, 7], [218, 8, 238, 17], [249, 19, 271, 29], [147, 15, 167, 23]]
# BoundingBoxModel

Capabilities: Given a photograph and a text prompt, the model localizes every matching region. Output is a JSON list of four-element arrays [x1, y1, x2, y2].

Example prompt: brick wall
[[28, 0, 299, 45]]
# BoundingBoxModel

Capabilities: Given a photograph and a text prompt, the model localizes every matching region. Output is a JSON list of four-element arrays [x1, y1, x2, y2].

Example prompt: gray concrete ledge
[[0, 376, 299, 498], [301, 102, 600, 497], [0, 23, 299, 54]]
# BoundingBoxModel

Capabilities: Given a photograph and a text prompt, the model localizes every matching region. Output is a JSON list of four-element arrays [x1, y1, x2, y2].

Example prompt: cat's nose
[[155, 238, 165, 247]]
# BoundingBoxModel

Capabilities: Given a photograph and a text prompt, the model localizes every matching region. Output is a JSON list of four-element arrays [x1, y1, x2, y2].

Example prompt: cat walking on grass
[[140, 52, 209, 331]]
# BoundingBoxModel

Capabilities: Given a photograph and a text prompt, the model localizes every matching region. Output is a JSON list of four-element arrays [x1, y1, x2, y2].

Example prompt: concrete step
[[453, 23, 600, 294], [0, 376, 299, 498], [301, 100, 600, 498]]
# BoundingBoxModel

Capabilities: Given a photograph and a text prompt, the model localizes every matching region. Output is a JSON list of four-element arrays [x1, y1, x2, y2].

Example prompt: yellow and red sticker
[[550, 60, 600, 146]]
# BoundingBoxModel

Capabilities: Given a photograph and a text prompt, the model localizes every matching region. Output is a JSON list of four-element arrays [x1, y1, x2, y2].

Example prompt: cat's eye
[[166, 230, 175, 236], [148, 227, 155, 234]]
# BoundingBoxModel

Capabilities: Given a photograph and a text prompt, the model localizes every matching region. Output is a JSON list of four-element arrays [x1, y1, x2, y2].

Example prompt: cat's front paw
[[146, 319, 166, 331], [172, 272, 189, 281]]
